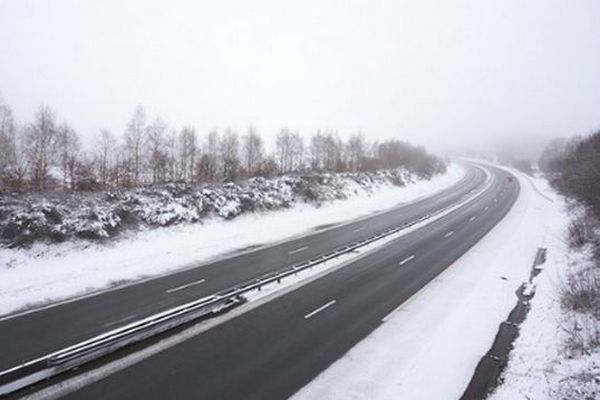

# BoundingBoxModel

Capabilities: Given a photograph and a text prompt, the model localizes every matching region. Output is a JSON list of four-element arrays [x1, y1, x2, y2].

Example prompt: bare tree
[[276, 128, 292, 173], [163, 130, 179, 182], [0, 95, 447, 191], [0, 98, 17, 187], [289, 131, 304, 172], [6, 126, 29, 190], [178, 126, 198, 183], [95, 129, 117, 187], [347, 132, 366, 172], [0, 101, 28, 191], [114, 143, 133, 188], [26, 105, 57, 191], [123, 105, 147, 186], [56, 122, 81, 189], [241, 126, 263, 177], [220, 129, 240, 181], [72, 152, 99, 191], [197, 130, 220, 182], [322, 131, 343, 171], [310, 131, 326, 171], [147, 118, 168, 184], [276, 128, 303, 173]]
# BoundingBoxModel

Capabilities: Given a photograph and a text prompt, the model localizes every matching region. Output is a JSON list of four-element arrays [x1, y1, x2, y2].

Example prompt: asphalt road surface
[[0, 164, 486, 373], [50, 163, 518, 400]]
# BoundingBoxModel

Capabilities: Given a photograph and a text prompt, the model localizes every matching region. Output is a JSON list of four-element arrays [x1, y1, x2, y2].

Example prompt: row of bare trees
[[540, 132, 600, 215], [0, 99, 445, 192]]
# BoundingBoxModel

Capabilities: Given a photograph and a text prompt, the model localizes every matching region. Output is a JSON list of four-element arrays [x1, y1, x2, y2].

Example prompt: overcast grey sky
[[1, 0, 599, 155]]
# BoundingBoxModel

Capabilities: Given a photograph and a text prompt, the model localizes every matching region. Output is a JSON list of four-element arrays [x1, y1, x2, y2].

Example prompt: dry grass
[[561, 208, 600, 360], [562, 314, 600, 356], [567, 217, 594, 249], [561, 267, 600, 319]]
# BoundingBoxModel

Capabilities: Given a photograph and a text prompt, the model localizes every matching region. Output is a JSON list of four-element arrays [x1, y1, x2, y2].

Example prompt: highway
[[0, 164, 485, 373], [3, 163, 519, 399]]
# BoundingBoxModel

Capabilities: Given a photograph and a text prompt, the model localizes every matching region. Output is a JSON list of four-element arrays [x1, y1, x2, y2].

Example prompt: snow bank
[[291, 165, 569, 400], [0, 168, 433, 248], [490, 191, 599, 399], [0, 165, 464, 317]]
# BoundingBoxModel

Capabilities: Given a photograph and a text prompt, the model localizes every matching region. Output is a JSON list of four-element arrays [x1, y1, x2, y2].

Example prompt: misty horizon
[[1, 0, 600, 159]]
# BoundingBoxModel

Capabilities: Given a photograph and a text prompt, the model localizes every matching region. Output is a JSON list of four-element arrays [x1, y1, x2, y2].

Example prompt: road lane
[[0, 165, 486, 372], [57, 165, 518, 400]]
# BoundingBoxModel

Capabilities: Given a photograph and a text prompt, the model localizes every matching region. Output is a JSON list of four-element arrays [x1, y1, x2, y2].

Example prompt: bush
[[561, 267, 600, 319], [0, 167, 436, 248], [562, 313, 600, 356], [568, 217, 595, 249]]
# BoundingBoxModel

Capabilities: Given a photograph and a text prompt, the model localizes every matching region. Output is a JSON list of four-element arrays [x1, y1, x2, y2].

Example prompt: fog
[[1, 0, 599, 158]]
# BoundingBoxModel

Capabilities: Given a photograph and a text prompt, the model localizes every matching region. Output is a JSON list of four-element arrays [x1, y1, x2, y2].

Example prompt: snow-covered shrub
[[567, 213, 599, 250], [0, 166, 441, 248], [561, 266, 600, 318], [71, 207, 121, 239], [562, 312, 600, 357], [549, 354, 600, 400]]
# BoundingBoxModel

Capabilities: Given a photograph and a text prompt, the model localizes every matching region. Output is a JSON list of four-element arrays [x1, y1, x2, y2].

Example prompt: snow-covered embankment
[[0, 164, 464, 317], [291, 165, 569, 400]]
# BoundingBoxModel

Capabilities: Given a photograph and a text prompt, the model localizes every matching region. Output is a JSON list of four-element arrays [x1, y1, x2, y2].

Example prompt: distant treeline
[[0, 99, 446, 192], [539, 129, 600, 214]]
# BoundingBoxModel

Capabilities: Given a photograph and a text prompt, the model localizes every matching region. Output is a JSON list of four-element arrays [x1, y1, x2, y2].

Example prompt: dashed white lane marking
[[352, 228, 364, 233], [444, 231, 454, 238], [304, 300, 336, 319], [166, 279, 206, 293], [484, 206, 489, 211], [469, 216, 477, 222], [494, 198, 498, 202], [399, 255, 415, 265], [288, 246, 309, 255]]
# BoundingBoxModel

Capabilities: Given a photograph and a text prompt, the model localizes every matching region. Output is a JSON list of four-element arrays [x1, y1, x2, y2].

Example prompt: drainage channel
[[460, 247, 547, 400]]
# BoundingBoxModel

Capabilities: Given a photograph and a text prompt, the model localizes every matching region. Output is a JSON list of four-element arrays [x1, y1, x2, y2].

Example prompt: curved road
[[5, 163, 519, 399], [0, 164, 485, 372]]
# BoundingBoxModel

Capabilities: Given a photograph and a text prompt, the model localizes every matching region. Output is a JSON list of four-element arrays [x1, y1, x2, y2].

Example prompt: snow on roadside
[[291, 166, 569, 400], [0, 165, 464, 317], [489, 184, 599, 399]]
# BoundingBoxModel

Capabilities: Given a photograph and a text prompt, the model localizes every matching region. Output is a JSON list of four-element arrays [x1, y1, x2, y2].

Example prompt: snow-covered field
[[292, 166, 570, 400], [0, 165, 464, 318]]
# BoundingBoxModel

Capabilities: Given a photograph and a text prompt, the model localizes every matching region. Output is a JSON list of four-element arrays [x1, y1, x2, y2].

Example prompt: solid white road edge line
[[382, 302, 406, 322], [304, 300, 336, 319], [165, 279, 206, 294]]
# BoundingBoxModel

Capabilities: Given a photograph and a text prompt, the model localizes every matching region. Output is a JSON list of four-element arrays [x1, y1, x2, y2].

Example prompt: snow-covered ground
[[490, 205, 600, 396], [292, 166, 570, 399], [0, 165, 464, 318]]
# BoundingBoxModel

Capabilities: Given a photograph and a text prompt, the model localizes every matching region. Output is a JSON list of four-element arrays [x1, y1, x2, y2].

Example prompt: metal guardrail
[[0, 168, 491, 396]]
